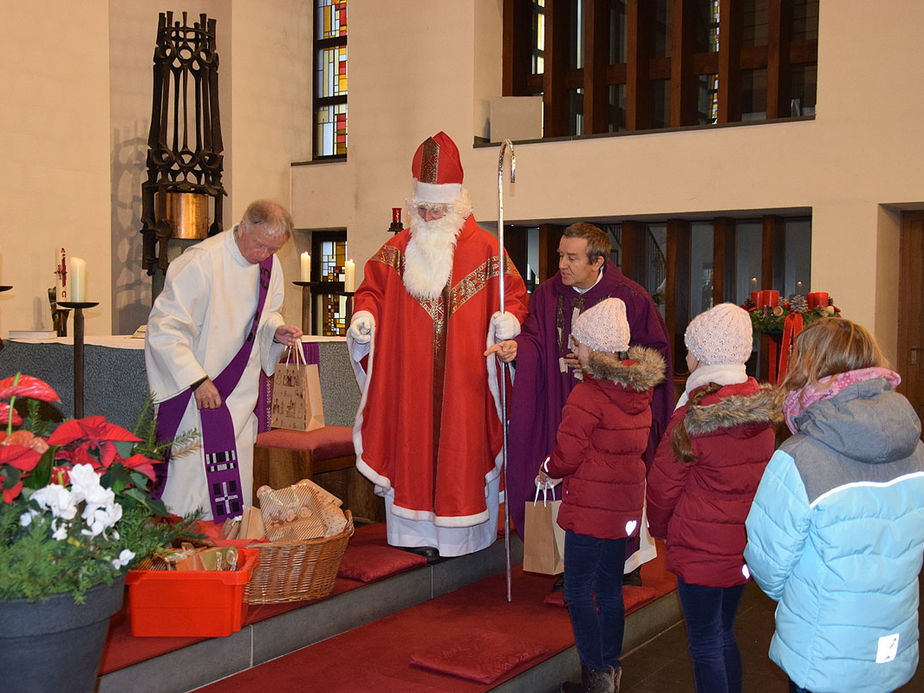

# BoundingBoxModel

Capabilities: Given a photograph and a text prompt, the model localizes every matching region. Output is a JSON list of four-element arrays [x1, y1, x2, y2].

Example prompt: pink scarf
[[783, 367, 901, 433]]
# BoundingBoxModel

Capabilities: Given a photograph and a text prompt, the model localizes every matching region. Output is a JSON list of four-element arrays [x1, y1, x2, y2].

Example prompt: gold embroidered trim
[[419, 137, 440, 184], [371, 245, 403, 272]]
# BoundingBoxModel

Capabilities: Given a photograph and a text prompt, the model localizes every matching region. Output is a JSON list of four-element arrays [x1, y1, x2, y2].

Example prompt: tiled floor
[[620, 579, 924, 692]]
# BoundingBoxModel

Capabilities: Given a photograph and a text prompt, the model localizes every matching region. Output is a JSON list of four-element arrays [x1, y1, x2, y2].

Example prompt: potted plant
[[0, 373, 197, 693]]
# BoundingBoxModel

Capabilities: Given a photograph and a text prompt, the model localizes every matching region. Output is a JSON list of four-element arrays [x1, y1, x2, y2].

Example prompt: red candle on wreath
[[807, 291, 829, 309], [750, 291, 759, 305], [757, 290, 779, 308]]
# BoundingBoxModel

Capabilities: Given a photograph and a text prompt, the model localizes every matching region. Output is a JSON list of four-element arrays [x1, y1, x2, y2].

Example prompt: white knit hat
[[571, 298, 630, 354], [684, 303, 753, 366]]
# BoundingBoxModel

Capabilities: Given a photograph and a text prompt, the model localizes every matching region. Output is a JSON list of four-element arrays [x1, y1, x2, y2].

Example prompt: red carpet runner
[[197, 549, 674, 692]]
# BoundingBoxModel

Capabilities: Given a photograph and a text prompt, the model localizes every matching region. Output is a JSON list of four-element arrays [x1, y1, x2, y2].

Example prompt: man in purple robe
[[489, 223, 673, 577]]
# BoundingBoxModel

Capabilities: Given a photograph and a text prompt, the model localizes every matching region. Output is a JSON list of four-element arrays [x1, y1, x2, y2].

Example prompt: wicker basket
[[244, 510, 354, 604]]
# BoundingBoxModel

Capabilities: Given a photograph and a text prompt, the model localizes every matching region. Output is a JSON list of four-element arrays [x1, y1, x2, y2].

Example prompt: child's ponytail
[[671, 382, 723, 462]]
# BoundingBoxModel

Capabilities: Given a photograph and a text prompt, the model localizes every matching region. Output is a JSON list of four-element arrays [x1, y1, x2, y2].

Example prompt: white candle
[[70, 257, 86, 302], [56, 248, 68, 301], [300, 252, 311, 282], [344, 259, 355, 292]]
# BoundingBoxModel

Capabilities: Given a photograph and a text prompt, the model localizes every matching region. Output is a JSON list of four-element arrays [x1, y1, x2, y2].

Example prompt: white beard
[[403, 210, 465, 300]]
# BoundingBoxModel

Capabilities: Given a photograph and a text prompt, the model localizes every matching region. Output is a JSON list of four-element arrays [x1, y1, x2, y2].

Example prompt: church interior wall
[[0, 0, 113, 337], [0, 0, 920, 370]]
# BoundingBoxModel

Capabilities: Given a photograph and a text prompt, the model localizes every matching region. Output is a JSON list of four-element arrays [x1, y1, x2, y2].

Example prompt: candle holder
[[388, 207, 403, 235], [58, 301, 99, 418], [343, 291, 355, 323]]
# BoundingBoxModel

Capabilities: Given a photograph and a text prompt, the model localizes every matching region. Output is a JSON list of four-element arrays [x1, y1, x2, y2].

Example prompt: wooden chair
[[253, 425, 384, 523]]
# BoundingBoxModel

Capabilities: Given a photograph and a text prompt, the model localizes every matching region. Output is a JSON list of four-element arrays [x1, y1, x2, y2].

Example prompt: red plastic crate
[[125, 548, 259, 638]]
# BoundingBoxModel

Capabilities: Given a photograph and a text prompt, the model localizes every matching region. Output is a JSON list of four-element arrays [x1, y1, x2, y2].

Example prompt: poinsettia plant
[[0, 373, 198, 602]]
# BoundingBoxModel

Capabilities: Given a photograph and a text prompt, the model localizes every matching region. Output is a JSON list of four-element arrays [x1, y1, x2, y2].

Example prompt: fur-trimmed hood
[[683, 382, 781, 437], [585, 345, 666, 392]]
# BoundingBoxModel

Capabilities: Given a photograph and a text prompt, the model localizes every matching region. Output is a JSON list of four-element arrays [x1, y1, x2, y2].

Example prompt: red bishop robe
[[352, 215, 528, 528]]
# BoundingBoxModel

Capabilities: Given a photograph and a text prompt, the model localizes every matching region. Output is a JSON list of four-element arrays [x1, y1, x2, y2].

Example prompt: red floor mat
[[198, 547, 675, 693]]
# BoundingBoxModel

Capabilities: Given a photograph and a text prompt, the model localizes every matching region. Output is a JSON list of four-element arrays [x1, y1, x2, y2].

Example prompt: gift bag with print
[[270, 344, 325, 431]]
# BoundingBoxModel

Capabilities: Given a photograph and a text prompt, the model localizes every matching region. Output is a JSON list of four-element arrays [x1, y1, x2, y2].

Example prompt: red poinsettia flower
[[121, 453, 159, 482], [0, 402, 22, 427], [48, 416, 142, 470], [55, 442, 104, 470], [0, 375, 60, 402]]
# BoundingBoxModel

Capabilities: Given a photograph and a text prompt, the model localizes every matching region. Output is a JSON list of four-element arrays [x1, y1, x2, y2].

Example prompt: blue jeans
[[676, 578, 745, 693], [563, 531, 627, 670]]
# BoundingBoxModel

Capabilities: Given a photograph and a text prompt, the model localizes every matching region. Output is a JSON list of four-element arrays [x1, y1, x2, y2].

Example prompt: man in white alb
[[145, 199, 302, 520]]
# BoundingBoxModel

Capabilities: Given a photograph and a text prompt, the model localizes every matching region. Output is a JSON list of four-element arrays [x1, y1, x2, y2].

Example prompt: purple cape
[[506, 261, 673, 538]]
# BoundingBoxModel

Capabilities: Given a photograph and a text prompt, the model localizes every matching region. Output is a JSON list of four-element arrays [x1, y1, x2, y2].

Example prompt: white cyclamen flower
[[31, 484, 78, 521], [111, 549, 135, 569], [69, 464, 114, 507], [82, 502, 123, 538], [19, 509, 38, 527], [50, 518, 69, 541]]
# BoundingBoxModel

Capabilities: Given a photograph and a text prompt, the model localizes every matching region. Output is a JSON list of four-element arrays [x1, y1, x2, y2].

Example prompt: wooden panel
[[313, 467, 385, 525], [605, 63, 628, 83], [740, 45, 769, 70], [584, 0, 610, 134], [766, 0, 793, 119], [761, 215, 786, 290], [713, 217, 737, 303], [625, 0, 651, 130], [693, 52, 719, 74], [620, 221, 648, 284], [670, 0, 696, 127], [542, 0, 570, 137], [666, 220, 692, 374], [538, 224, 564, 282], [502, 0, 514, 95], [717, 0, 742, 122], [503, 225, 529, 279], [790, 39, 818, 65], [898, 212, 924, 425]]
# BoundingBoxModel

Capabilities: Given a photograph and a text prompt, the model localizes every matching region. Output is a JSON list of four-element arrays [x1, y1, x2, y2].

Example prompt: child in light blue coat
[[745, 318, 924, 693]]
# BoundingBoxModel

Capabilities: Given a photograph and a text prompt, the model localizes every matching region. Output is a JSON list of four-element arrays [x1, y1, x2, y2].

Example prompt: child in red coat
[[538, 298, 665, 693], [646, 303, 780, 693]]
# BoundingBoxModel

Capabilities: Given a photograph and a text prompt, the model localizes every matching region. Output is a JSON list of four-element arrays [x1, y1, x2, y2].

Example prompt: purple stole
[[153, 256, 273, 521]]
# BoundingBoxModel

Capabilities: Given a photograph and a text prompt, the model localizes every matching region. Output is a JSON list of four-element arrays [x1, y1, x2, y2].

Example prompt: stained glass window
[[315, 103, 347, 156], [317, 0, 347, 39], [308, 231, 350, 336], [317, 45, 348, 98], [314, 1, 347, 158], [320, 239, 347, 283]]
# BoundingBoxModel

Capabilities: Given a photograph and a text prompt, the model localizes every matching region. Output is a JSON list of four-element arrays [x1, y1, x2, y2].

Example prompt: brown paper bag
[[270, 345, 325, 431], [522, 486, 565, 575]]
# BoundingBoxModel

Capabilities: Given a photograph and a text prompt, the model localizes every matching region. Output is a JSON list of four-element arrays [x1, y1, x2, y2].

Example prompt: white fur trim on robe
[[144, 228, 285, 519]]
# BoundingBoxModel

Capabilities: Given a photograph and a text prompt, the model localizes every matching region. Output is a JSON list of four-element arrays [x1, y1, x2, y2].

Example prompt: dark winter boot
[[560, 665, 615, 693]]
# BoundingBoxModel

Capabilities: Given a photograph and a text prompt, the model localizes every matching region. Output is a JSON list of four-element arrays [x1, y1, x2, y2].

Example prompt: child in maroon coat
[[646, 303, 780, 693], [538, 298, 665, 693]]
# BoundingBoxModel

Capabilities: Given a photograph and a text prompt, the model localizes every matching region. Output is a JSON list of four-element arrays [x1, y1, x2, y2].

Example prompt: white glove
[[349, 310, 374, 344], [490, 311, 521, 341]]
